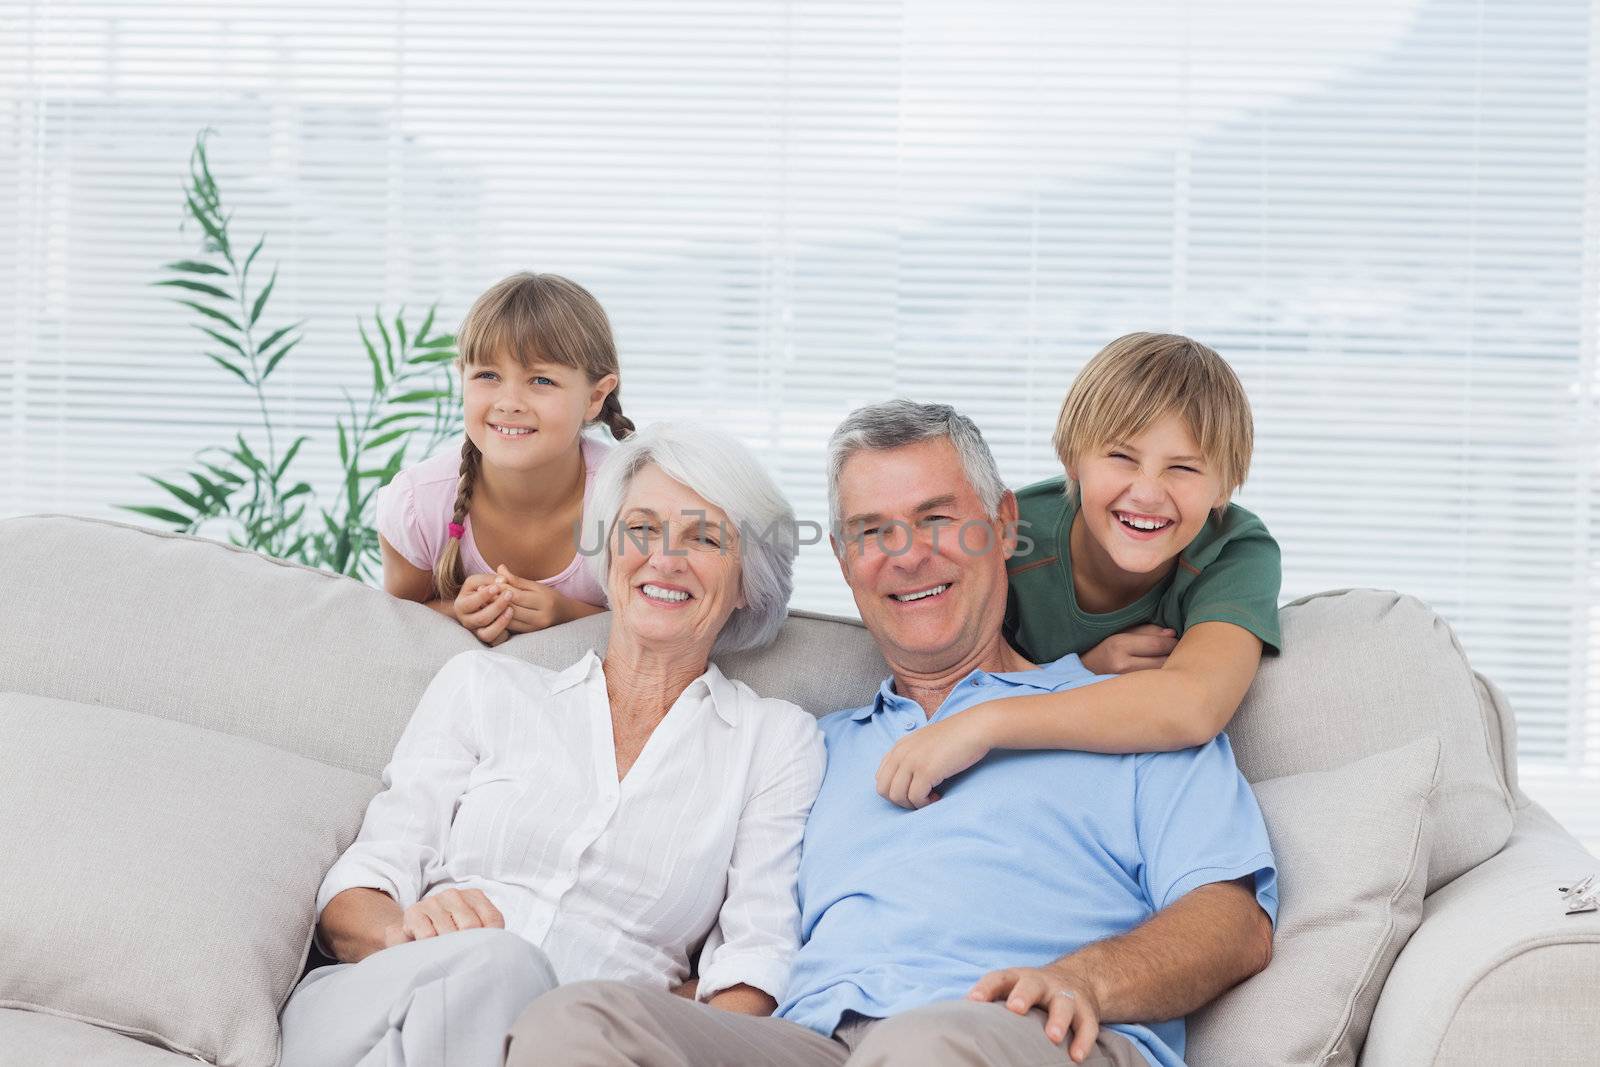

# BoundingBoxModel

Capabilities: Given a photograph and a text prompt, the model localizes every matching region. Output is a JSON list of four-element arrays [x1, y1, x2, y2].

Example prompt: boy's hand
[[1081, 624, 1177, 675], [494, 565, 570, 634], [875, 710, 996, 809]]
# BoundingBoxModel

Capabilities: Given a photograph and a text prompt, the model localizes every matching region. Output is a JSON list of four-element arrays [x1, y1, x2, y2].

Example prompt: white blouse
[[317, 648, 826, 1001]]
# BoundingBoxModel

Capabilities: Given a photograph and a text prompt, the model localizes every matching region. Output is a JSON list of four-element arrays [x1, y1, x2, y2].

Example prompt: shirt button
[[902, 719, 916, 731]]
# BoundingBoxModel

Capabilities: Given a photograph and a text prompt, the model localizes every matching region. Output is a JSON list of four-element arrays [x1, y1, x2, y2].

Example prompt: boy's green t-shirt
[[1003, 476, 1283, 664]]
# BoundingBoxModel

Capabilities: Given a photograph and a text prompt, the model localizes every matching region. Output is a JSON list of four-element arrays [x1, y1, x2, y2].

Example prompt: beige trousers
[[504, 980, 1149, 1067]]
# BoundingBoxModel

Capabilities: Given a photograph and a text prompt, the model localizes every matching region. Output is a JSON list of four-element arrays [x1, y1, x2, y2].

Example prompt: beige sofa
[[0, 514, 1596, 1066]]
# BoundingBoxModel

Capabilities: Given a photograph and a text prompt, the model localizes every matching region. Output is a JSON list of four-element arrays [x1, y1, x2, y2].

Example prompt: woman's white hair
[[827, 399, 1006, 534], [584, 422, 797, 655]]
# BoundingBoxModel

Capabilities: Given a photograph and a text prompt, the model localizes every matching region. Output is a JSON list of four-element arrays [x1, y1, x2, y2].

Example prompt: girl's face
[[606, 463, 747, 658], [461, 349, 616, 473], [1068, 412, 1229, 578]]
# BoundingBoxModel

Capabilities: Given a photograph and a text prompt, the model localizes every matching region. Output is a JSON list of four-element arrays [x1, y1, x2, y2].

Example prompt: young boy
[[876, 332, 1281, 809]]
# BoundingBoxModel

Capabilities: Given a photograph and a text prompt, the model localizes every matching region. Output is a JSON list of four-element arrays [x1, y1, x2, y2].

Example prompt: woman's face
[[606, 463, 746, 657]]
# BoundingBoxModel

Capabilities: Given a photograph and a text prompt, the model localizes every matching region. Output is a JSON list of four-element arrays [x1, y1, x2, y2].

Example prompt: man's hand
[[379, 888, 505, 947], [874, 709, 995, 809], [1080, 624, 1177, 675], [968, 963, 1104, 1063]]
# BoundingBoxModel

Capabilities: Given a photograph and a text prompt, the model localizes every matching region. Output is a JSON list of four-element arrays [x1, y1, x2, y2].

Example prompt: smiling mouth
[[490, 423, 535, 438], [641, 583, 692, 603], [1114, 511, 1173, 533], [890, 583, 949, 603]]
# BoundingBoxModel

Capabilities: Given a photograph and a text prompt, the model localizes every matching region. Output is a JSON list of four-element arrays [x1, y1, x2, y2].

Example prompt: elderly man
[[506, 401, 1277, 1067]]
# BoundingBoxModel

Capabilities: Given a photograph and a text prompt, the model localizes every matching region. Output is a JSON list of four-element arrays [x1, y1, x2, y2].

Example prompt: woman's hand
[[874, 709, 996, 809], [380, 888, 506, 946], [1080, 624, 1177, 675], [453, 573, 516, 645]]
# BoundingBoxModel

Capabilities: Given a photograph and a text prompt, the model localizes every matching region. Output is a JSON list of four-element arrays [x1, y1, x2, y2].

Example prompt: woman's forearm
[[705, 983, 777, 1016], [319, 887, 404, 964]]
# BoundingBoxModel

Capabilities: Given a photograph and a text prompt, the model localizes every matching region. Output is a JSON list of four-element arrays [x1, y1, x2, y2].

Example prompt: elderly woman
[[278, 423, 824, 1067]]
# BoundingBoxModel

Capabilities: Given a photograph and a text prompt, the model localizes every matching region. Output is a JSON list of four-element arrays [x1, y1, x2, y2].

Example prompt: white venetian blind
[[3, 0, 1598, 838]]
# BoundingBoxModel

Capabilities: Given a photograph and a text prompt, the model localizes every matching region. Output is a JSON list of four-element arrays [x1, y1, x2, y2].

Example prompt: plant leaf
[[262, 337, 300, 381], [371, 410, 428, 430], [283, 482, 314, 501], [276, 435, 309, 479], [362, 428, 407, 452], [189, 472, 231, 508], [201, 461, 245, 486], [359, 323, 384, 393], [233, 434, 265, 474], [391, 389, 452, 404], [180, 300, 242, 332], [257, 322, 300, 354], [150, 477, 204, 510], [395, 310, 408, 355], [121, 504, 193, 527], [375, 309, 394, 375], [185, 194, 229, 251], [250, 268, 276, 327], [165, 259, 228, 276], [208, 354, 252, 386], [416, 334, 456, 349], [409, 349, 458, 365], [416, 306, 436, 345], [197, 326, 247, 358], [242, 236, 265, 282], [337, 423, 349, 466], [156, 279, 233, 300]]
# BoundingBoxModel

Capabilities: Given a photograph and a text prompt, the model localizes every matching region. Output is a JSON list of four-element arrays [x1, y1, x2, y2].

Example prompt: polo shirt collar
[[850, 657, 1073, 720]]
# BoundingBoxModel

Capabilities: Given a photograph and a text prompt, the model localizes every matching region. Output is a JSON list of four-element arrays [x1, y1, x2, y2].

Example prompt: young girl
[[376, 272, 634, 645]]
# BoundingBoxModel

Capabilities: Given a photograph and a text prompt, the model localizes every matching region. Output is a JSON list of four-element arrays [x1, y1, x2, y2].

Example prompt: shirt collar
[[697, 661, 743, 727], [850, 656, 1083, 721], [549, 650, 741, 727], [548, 649, 603, 694]]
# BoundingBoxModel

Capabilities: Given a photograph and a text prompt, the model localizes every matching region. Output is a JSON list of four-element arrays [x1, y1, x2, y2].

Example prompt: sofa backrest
[[0, 515, 1514, 892]]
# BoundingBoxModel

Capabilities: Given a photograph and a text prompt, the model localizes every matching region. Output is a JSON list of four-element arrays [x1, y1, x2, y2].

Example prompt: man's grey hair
[[584, 422, 796, 655], [827, 399, 1007, 535]]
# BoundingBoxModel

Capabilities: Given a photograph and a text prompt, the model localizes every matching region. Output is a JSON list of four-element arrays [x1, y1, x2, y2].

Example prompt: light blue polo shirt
[[775, 654, 1278, 1067]]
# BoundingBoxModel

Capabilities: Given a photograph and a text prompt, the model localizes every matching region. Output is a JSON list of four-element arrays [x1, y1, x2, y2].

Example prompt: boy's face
[[1068, 412, 1229, 578]]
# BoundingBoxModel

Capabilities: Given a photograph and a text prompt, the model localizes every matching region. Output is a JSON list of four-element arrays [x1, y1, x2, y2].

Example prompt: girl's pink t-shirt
[[375, 434, 611, 608]]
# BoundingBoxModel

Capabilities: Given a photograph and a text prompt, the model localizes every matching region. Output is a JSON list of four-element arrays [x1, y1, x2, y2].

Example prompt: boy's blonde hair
[[1053, 332, 1253, 496], [435, 272, 634, 601]]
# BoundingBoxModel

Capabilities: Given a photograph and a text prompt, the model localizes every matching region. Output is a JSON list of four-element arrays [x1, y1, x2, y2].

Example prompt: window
[[5, 0, 1596, 838]]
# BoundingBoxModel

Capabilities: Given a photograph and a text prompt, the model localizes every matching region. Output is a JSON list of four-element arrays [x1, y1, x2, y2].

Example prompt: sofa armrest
[[1361, 800, 1600, 1065]]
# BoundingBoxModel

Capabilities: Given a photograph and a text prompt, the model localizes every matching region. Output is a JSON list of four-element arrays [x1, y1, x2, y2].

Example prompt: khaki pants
[[504, 980, 1149, 1067]]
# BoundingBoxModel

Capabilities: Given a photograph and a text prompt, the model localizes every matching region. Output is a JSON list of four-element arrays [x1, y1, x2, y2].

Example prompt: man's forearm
[[1050, 878, 1272, 1023]]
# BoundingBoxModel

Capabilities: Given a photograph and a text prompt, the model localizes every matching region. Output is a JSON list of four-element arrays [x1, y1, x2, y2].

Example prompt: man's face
[[833, 438, 1018, 672]]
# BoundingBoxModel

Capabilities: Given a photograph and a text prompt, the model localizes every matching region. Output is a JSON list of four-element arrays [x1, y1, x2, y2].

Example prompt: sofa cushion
[[0, 1009, 198, 1066], [0, 516, 888, 783], [1187, 736, 1440, 1067], [1230, 590, 1514, 892], [0, 694, 377, 1067]]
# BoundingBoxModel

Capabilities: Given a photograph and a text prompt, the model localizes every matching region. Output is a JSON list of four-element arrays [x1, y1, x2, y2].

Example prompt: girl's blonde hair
[[1053, 332, 1253, 497], [434, 272, 634, 601]]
